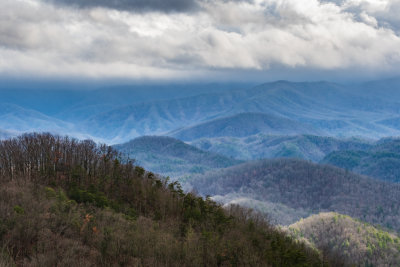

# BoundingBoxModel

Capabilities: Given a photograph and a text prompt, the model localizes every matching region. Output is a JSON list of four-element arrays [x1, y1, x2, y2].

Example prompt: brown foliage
[[0, 133, 327, 266]]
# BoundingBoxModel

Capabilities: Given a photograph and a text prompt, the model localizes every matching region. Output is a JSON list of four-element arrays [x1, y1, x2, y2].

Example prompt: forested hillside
[[288, 212, 400, 266], [114, 136, 241, 177], [0, 133, 327, 266], [188, 159, 400, 230], [191, 134, 372, 162], [322, 138, 400, 182]]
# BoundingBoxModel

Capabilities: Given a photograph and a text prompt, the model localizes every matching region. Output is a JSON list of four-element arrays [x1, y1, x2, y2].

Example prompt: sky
[[1, 0, 400, 82]]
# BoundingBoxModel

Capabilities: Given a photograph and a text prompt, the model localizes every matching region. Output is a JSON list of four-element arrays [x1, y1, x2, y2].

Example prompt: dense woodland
[[191, 134, 372, 162], [322, 138, 400, 182], [189, 159, 400, 230], [0, 133, 329, 266]]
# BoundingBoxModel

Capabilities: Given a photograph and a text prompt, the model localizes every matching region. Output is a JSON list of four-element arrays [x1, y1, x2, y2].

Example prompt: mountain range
[[2, 78, 400, 143], [169, 112, 318, 141], [83, 79, 400, 142]]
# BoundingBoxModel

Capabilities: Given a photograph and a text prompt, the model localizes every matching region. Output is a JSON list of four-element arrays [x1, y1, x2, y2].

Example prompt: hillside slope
[[288, 212, 400, 266], [191, 134, 372, 161], [322, 138, 400, 182], [188, 159, 400, 230], [170, 113, 318, 141], [0, 133, 326, 266], [114, 136, 242, 178]]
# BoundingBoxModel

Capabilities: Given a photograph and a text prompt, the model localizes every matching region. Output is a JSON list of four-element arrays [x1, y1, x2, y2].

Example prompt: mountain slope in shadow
[[114, 136, 242, 178], [188, 159, 400, 230]]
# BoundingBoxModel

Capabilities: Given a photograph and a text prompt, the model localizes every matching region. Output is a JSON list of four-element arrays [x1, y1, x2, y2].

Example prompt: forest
[[0, 133, 333, 266], [189, 159, 400, 230]]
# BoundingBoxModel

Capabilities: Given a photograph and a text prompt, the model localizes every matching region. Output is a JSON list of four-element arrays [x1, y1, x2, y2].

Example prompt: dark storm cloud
[[44, 0, 253, 13], [45, 0, 200, 12]]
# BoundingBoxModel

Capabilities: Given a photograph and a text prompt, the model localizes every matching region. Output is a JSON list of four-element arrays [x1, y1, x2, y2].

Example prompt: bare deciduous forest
[[190, 159, 400, 230], [0, 133, 331, 266]]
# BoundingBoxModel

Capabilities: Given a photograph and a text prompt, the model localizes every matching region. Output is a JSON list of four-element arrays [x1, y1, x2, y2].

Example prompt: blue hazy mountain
[[169, 113, 319, 141], [0, 103, 74, 134], [56, 83, 251, 121], [1, 79, 400, 143], [79, 79, 400, 142], [190, 134, 372, 162], [0, 83, 250, 116]]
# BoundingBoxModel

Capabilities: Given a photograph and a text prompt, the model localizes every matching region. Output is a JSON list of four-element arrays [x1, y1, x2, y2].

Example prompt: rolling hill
[[169, 113, 318, 141], [190, 134, 372, 161], [287, 212, 400, 266], [187, 159, 400, 230], [322, 138, 400, 182], [114, 136, 242, 178]]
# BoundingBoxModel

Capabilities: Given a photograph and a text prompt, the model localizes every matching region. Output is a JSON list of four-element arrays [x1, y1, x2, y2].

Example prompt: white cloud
[[0, 0, 399, 80]]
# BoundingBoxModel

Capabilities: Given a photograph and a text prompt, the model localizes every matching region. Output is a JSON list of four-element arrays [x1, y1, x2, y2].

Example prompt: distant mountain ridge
[[170, 112, 318, 141], [114, 136, 242, 178], [2, 78, 400, 143], [190, 134, 372, 161], [0, 103, 74, 134], [82, 79, 400, 142]]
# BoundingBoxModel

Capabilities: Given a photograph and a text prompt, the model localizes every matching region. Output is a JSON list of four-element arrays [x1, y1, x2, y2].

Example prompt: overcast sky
[[1, 0, 400, 82]]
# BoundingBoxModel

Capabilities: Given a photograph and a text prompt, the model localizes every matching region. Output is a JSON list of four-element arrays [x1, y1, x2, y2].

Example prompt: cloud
[[0, 0, 399, 81], [45, 0, 200, 13], [324, 0, 400, 32]]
